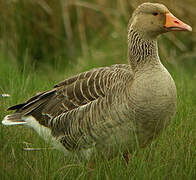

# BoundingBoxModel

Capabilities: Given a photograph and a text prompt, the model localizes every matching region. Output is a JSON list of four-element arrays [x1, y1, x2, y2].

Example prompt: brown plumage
[[2, 3, 192, 159]]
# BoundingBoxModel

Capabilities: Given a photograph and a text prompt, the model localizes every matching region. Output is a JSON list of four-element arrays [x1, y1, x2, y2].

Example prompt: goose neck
[[128, 28, 160, 71]]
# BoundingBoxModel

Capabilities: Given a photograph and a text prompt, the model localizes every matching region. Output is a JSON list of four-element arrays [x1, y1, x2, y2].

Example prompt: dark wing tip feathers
[[7, 90, 56, 112], [7, 103, 26, 111]]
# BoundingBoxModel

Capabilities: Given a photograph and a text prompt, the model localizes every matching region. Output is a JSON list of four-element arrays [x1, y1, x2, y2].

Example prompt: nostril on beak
[[174, 21, 179, 24]]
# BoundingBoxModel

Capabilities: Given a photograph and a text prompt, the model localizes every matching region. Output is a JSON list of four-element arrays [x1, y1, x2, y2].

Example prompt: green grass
[[0, 0, 196, 179], [1, 0, 196, 68], [0, 49, 196, 180]]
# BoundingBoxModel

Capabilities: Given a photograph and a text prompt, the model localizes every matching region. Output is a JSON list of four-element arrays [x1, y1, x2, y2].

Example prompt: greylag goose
[[2, 3, 192, 160]]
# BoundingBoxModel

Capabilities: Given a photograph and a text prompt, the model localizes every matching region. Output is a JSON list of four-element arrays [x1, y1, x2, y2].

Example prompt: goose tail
[[2, 113, 26, 126]]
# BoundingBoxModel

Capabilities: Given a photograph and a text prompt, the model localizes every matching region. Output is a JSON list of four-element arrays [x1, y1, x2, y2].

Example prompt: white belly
[[24, 116, 67, 153]]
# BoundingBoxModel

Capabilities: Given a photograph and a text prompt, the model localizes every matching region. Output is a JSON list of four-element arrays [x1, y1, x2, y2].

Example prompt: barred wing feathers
[[51, 69, 133, 151], [5, 65, 132, 132]]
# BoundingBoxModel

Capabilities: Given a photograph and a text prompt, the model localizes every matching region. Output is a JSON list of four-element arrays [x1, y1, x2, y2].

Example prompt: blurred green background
[[0, 0, 196, 73], [0, 0, 196, 179]]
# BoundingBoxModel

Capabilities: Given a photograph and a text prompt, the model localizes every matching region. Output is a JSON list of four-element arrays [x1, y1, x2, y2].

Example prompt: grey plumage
[[2, 2, 192, 159], [6, 65, 133, 152]]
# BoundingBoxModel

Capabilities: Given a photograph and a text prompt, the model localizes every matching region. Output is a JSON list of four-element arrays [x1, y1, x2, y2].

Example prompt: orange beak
[[164, 12, 192, 32]]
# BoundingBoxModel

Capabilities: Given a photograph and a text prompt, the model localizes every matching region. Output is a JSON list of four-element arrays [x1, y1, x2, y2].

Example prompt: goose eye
[[153, 12, 159, 16]]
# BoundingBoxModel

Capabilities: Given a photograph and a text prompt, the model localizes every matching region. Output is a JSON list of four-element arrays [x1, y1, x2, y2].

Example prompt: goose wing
[[7, 64, 132, 129], [49, 66, 133, 151]]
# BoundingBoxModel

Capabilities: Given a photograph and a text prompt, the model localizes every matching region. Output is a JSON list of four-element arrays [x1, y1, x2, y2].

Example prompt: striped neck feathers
[[128, 28, 159, 71]]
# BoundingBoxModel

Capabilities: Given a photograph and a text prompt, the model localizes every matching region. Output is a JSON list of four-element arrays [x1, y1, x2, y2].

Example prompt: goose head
[[129, 3, 192, 39]]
